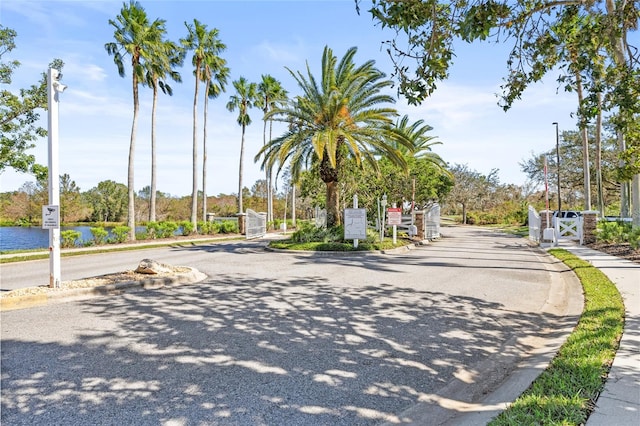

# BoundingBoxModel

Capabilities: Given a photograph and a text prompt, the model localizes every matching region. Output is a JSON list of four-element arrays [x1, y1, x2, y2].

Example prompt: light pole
[[47, 68, 66, 288], [552, 122, 561, 214]]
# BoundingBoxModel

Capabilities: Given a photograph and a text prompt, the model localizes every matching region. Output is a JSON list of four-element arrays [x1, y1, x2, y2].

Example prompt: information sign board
[[344, 208, 367, 240], [42, 205, 60, 229], [387, 207, 402, 225]]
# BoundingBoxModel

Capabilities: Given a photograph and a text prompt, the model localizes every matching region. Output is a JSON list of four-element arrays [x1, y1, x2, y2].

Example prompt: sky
[[1, 0, 590, 197]]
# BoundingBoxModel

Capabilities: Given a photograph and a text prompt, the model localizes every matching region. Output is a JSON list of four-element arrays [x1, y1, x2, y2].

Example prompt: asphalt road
[[1, 226, 582, 425]]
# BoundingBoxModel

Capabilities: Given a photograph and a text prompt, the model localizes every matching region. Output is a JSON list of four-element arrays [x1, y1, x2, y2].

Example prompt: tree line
[[2, 1, 636, 236]]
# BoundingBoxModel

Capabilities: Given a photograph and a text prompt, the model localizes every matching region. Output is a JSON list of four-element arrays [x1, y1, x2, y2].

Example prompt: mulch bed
[[586, 242, 640, 264]]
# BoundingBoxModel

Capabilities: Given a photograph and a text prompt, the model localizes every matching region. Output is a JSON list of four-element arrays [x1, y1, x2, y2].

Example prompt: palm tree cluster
[[105, 2, 444, 238], [255, 46, 444, 227], [104, 1, 290, 239]]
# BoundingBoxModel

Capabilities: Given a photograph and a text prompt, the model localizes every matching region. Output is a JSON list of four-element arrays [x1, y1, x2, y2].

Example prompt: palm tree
[[181, 20, 226, 231], [105, 0, 165, 241], [201, 55, 229, 222], [255, 46, 410, 227], [394, 115, 445, 164], [257, 74, 288, 226], [143, 37, 184, 222], [226, 77, 258, 214]]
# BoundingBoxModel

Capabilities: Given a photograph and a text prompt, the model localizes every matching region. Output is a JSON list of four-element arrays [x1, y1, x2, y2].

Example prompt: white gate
[[246, 209, 266, 239], [555, 217, 583, 244], [425, 203, 441, 239]]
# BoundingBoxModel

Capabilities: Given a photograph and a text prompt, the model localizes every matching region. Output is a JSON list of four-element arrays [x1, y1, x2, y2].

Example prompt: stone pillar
[[414, 211, 425, 240], [582, 211, 599, 245]]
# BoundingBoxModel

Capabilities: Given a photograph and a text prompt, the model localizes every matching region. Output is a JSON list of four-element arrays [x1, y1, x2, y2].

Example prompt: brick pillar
[[414, 211, 425, 240], [582, 211, 598, 245]]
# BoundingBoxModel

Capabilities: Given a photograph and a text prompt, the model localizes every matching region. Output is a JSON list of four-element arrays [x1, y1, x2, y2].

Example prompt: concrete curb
[[0, 267, 207, 312]]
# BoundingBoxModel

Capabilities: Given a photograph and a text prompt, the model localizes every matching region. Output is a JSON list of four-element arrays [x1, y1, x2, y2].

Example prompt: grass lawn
[[489, 249, 625, 425]]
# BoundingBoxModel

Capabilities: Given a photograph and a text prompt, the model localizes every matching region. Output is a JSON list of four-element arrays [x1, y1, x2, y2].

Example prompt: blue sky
[[2, 0, 586, 197]]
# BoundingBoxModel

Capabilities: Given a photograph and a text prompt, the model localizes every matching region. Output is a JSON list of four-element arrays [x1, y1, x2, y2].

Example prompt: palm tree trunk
[[202, 81, 210, 222], [595, 93, 604, 217], [268, 119, 274, 227], [191, 70, 199, 231], [262, 117, 269, 224], [238, 125, 245, 213], [128, 73, 139, 241], [326, 180, 340, 227], [575, 70, 591, 211], [150, 80, 158, 222]]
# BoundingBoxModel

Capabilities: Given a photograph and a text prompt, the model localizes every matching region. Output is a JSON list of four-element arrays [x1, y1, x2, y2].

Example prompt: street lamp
[[47, 68, 66, 288], [552, 122, 561, 214]]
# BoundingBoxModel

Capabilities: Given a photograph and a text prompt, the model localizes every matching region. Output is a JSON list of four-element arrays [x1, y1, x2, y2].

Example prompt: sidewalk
[[552, 242, 640, 425]]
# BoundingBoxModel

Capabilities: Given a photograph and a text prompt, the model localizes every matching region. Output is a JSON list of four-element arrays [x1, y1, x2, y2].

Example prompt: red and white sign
[[387, 207, 402, 225]]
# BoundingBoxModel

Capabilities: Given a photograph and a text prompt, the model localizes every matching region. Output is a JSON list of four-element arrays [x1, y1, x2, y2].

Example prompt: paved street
[[1, 226, 582, 425]]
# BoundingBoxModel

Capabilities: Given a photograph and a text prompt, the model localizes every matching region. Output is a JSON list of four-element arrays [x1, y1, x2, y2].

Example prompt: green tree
[[520, 126, 621, 211], [256, 46, 410, 227], [59, 173, 82, 223], [143, 28, 184, 223], [181, 20, 227, 229], [86, 180, 128, 222], [361, 0, 640, 225], [105, 0, 165, 240], [445, 164, 500, 224], [227, 76, 258, 214], [1, 25, 63, 180], [257, 74, 288, 226]]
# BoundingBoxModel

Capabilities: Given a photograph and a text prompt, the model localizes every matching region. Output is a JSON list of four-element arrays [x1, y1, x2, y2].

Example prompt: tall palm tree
[[105, 0, 164, 241], [143, 37, 184, 222], [255, 46, 410, 227], [257, 74, 288, 225], [201, 55, 229, 222], [227, 77, 258, 214], [181, 20, 226, 230]]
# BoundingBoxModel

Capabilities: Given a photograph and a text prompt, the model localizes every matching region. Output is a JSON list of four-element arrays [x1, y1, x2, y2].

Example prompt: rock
[[135, 259, 175, 275]]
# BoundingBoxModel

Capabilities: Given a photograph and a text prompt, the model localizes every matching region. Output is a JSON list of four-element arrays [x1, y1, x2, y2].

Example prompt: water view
[[0, 226, 142, 251]]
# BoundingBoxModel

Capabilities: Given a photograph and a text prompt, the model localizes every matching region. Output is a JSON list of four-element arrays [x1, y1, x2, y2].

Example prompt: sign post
[[344, 196, 367, 248], [47, 68, 66, 288], [387, 206, 402, 245]]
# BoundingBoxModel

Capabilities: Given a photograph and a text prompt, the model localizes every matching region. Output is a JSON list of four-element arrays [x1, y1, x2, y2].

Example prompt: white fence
[[528, 206, 540, 243]]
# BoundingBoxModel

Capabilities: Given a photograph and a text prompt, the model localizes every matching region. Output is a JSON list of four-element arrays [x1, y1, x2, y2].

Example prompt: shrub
[[145, 221, 160, 239], [90, 227, 108, 245], [214, 220, 238, 234], [156, 221, 178, 238], [111, 226, 129, 243], [596, 220, 628, 243], [291, 222, 345, 243], [61, 230, 81, 248], [181, 221, 196, 236]]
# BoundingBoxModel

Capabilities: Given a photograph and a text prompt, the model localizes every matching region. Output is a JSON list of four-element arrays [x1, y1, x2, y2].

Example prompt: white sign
[[42, 205, 60, 229], [344, 208, 367, 240]]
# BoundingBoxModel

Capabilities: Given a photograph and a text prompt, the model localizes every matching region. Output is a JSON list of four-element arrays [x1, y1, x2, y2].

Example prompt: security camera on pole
[[44, 68, 66, 288]]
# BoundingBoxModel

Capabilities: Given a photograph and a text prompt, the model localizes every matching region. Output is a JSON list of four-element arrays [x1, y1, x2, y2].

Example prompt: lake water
[[0, 226, 148, 251]]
